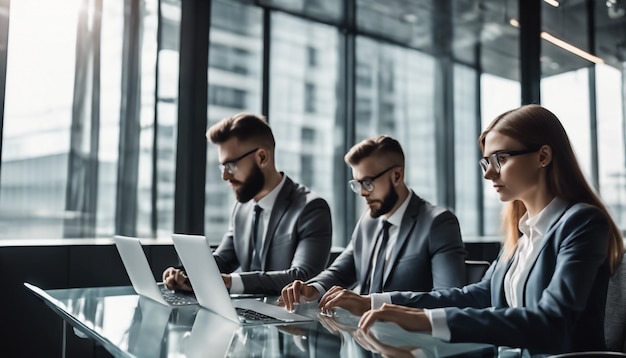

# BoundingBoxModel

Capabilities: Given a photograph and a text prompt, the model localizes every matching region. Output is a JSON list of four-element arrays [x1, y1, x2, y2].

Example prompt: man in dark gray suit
[[163, 113, 332, 295], [280, 135, 465, 313]]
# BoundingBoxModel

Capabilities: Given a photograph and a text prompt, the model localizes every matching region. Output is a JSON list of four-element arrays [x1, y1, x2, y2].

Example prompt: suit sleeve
[[395, 206, 611, 352], [239, 198, 332, 295], [429, 211, 467, 289], [306, 240, 358, 291]]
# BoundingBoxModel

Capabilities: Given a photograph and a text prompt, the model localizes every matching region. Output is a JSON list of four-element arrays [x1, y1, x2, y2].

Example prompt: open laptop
[[171, 233, 313, 325], [113, 235, 198, 307]]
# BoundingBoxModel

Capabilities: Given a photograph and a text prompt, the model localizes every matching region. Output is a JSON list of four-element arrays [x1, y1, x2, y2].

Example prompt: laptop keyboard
[[236, 307, 281, 322], [160, 286, 198, 306]]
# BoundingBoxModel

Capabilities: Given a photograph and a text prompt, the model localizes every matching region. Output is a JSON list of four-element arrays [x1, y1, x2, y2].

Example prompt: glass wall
[[269, 13, 344, 244], [0, 0, 173, 239], [354, 37, 437, 218], [204, 0, 262, 243], [480, 74, 521, 236], [0, 0, 624, 244]]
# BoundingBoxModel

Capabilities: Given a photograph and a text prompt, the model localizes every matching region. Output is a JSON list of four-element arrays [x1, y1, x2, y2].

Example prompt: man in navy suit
[[280, 135, 465, 312]]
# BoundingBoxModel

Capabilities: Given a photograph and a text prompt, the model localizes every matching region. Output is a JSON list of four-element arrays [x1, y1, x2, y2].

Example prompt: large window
[[0, 0, 625, 245], [0, 0, 173, 239], [596, 64, 626, 227], [480, 74, 521, 236], [269, 13, 344, 245], [204, 0, 262, 243], [355, 37, 437, 219]]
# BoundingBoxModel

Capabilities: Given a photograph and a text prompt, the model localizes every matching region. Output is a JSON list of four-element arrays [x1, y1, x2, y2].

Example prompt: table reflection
[[25, 284, 496, 358]]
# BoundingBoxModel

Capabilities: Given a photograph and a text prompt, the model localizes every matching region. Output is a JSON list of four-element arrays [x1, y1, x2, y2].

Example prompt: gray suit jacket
[[213, 176, 332, 295], [389, 202, 611, 354], [309, 193, 466, 293]]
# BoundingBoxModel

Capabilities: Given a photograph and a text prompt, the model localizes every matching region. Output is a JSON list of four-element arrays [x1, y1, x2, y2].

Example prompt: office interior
[[0, 0, 624, 356]]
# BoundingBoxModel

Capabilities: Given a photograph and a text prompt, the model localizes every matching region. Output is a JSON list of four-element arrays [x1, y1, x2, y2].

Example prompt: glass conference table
[[25, 283, 497, 358]]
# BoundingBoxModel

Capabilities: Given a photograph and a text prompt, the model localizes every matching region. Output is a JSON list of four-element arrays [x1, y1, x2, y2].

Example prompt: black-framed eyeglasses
[[219, 148, 259, 175], [479, 148, 540, 174], [348, 165, 399, 193]]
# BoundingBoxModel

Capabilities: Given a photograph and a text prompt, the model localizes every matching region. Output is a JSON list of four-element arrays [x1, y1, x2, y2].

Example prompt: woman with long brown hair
[[323, 105, 624, 355]]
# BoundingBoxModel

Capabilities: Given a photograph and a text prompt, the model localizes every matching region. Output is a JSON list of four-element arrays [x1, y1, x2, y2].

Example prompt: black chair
[[465, 260, 490, 285], [548, 253, 626, 357]]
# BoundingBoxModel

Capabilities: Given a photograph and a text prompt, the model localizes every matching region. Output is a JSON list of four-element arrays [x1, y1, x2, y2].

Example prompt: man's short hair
[[344, 135, 405, 167], [207, 113, 275, 150]]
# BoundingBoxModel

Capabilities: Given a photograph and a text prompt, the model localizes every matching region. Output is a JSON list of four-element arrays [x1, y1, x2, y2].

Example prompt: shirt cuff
[[229, 273, 244, 294], [370, 292, 392, 309], [424, 308, 450, 341], [310, 282, 326, 300]]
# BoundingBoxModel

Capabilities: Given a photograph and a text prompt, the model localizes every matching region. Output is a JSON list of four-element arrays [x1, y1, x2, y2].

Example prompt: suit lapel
[[520, 201, 573, 305], [259, 177, 295, 269], [492, 257, 512, 307], [383, 193, 422, 286]]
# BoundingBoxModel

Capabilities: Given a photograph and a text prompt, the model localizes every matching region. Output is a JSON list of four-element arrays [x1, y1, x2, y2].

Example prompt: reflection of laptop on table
[[184, 308, 239, 358], [113, 235, 198, 307], [171, 233, 313, 325]]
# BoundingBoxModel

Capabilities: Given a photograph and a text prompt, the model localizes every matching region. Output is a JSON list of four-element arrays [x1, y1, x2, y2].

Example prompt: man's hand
[[278, 280, 321, 312], [221, 274, 232, 289], [358, 303, 431, 333], [318, 286, 370, 317], [162, 267, 192, 292]]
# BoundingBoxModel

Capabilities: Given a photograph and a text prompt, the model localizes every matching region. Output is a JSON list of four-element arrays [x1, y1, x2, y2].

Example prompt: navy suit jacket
[[213, 176, 332, 295], [309, 193, 466, 293], [390, 202, 611, 354]]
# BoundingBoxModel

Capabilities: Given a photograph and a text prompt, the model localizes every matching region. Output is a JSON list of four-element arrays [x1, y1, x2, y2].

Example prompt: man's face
[[351, 157, 399, 218], [218, 138, 265, 203]]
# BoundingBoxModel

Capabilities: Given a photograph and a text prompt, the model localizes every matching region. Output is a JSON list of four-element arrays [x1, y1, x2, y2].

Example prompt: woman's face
[[482, 131, 543, 203]]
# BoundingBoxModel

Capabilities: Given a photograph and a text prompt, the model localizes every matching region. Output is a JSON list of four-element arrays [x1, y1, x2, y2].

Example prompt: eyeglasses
[[479, 148, 540, 174], [219, 148, 259, 175], [348, 166, 398, 193]]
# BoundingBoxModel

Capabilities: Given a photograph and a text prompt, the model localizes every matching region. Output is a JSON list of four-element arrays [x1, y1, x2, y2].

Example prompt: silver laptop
[[171, 233, 313, 325], [113, 235, 198, 307]]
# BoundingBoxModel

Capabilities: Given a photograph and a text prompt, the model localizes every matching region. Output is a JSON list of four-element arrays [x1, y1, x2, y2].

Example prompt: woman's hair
[[345, 135, 405, 167], [207, 113, 275, 150], [479, 104, 624, 273]]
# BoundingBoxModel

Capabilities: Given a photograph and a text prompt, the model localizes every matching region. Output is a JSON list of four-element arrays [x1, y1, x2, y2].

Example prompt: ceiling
[[355, 0, 626, 81]]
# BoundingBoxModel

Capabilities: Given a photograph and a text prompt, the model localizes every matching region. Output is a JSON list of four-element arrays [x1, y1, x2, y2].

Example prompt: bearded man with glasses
[[280, 135, 466, 314], [162, 113, 332, 295]]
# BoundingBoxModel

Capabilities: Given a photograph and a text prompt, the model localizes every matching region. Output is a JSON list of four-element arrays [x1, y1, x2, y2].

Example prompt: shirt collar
[[383, 189, 412, 228], [518, 196, 569, 239], [254, 173, 287, 213]]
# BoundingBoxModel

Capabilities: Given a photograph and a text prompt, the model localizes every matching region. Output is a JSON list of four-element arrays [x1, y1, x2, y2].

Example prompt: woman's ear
[[538, 145, 552, 168]]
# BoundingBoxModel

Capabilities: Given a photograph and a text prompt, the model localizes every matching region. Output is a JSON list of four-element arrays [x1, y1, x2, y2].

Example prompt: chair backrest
[[465, 260, 490, 285], [605, 253, 626, 352]]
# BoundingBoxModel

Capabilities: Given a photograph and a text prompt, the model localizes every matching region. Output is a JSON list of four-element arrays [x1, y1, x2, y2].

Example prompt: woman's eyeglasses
[[479, 148, 540, 174]]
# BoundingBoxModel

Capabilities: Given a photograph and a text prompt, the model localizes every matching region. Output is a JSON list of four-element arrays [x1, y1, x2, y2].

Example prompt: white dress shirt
[[229, 174, 287, 294]]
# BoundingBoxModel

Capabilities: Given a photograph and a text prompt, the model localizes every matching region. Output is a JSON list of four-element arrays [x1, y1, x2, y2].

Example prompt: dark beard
[[370, 179, 399, 218], [235, 164, 265, 203]]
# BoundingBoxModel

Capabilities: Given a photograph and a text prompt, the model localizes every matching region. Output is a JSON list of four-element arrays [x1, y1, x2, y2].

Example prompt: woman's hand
[[358, 303, 432, 333]]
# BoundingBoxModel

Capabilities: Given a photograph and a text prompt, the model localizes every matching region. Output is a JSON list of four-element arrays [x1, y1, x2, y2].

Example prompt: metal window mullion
[[173, 0, 210, 235]]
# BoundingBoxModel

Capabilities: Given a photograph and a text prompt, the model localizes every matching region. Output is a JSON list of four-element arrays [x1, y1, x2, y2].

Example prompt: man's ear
[[393, 167, 403, 184], [257, 149, 268, 167]]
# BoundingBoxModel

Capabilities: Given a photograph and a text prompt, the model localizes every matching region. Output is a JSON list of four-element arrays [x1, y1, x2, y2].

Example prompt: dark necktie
[[250, 205, 263, 271], [369, 220, 392, 294]]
